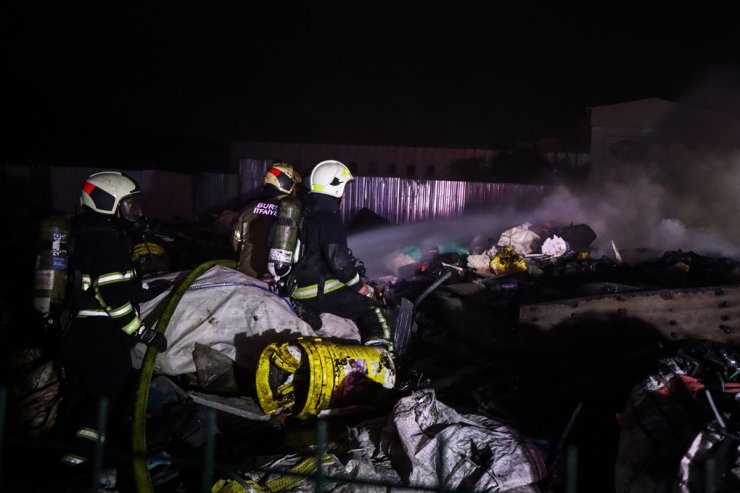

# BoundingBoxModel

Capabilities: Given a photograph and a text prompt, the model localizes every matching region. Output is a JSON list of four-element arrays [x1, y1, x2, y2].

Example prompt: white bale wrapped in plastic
[[131, 265, 359, 376]]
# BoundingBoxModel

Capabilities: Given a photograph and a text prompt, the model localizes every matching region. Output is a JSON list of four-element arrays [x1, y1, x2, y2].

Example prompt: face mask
[[119, 195, 144, 222]]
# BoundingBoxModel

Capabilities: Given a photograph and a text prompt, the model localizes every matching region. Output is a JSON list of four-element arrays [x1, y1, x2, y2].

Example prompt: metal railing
[[0, 385, 588, 493]]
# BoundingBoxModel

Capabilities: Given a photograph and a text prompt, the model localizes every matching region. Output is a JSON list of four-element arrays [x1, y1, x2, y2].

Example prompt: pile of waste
[[4, 215, 740, 492]]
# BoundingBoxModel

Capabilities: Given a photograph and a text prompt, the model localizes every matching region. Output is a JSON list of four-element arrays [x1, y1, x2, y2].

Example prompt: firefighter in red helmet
[[232, 163, 302, 280], [57, 171, 168, 484]]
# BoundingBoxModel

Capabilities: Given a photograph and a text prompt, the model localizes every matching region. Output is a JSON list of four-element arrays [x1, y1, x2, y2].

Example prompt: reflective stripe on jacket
[[232, 191, 285, 279], [70, 211, 143, 335], [291, 273, 360, 299], [291, 194, 363, 299]]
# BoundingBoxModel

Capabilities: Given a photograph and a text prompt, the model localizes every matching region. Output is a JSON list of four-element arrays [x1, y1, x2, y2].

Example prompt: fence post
[[0, 387, 6, 485], [201, 408, 217, 493], [90, 397, 109, 491], [315, 419, 327, 492], [566, 445, 578, 493], [705, 458, 716, 493]]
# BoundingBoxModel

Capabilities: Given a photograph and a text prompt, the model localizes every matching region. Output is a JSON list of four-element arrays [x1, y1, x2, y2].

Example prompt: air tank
[[33, 215, 71, 316], [267, 196, 302, 279]]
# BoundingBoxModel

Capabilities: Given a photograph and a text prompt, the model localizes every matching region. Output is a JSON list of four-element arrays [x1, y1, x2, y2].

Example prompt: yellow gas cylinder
[[489, 245, 527, 276], [256, 337, 396, 419]]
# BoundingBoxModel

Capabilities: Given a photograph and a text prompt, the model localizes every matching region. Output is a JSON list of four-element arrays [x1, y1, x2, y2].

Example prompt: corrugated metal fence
[[8, 162, 547, 224], [48, 167, 195, 220], [341, 176, 545, 224], [233, 160, 547, 224]]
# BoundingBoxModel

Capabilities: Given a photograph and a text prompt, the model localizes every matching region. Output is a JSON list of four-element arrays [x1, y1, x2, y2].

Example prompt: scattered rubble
[[3, 214, 740, 492]]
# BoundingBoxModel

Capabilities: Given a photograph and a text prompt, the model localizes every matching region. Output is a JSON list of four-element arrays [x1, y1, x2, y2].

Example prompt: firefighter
[[58, 171, 167, 481], [291, 160, 392, 348], [232, 163, 302, 280]]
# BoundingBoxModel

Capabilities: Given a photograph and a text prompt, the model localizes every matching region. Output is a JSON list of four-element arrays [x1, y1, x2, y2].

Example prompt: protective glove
[[354, 258, 367, 282], [347, 248, 368, 281], [136, 325, 168, 352]]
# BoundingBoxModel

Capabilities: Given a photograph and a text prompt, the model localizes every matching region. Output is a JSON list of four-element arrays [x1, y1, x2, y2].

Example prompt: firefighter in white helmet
[[57, 171, 168, 481], [232, 163, 302, 280], [291, 160, 392, 348]]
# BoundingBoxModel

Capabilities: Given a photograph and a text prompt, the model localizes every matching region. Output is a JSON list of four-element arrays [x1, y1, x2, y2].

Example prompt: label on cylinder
[[35, 270, 54, 290], [269, 248, 292, 263], [51, 231, 68, 270], [52, 255, 67, 270]]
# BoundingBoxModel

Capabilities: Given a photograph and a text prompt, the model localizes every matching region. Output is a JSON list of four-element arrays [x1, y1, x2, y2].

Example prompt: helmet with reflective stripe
[[80, 171, 142, 216], [309, 160, 354, 198], [263, 163, 301, 195]]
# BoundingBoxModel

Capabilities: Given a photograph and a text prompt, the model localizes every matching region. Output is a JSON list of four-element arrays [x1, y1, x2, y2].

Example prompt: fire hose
[[131, 259, 236, 493]]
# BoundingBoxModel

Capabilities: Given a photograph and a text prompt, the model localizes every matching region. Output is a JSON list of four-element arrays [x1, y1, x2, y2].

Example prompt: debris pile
[[4, 214, 740, 492]]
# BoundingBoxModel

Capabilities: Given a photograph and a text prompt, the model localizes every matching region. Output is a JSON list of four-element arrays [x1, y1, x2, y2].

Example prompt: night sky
[[3, 2, 740, 169]]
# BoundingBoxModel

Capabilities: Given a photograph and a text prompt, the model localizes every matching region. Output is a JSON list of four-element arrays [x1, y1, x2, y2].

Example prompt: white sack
[[132, 265, 363, 376], [541, 235, 569, 257], [391, 389, 547, 492], [235, 388, 547, 492], [132, 265, 317, 375], [497, 224, 541, 255], [467, 253, 492, 271], [316, 313, 361, 343]]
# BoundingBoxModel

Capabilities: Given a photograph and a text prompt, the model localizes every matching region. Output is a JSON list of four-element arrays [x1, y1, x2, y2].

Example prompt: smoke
[[350, 70, 740, 279], [590, 69, 740, 257]]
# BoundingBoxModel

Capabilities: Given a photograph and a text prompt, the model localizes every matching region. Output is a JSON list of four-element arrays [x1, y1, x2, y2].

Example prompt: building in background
[[589, 98, 680, 168], [588, 97, 740, 168], [231, 141, 588, 180]]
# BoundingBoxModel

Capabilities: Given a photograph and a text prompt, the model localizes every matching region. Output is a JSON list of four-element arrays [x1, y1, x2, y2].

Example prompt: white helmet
[[309, 160, 354, 198], [80, 171, 142, 219]]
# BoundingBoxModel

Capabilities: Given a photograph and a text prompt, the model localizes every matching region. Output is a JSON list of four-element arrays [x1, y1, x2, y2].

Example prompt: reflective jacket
[[291, 194, 361, 300], [231, 190, 287, 279], [70, 211, 142, 335]]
